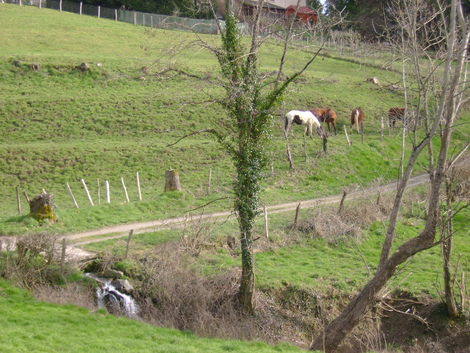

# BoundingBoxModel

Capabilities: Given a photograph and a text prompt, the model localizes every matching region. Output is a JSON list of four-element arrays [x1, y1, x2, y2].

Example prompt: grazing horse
[[388, 107, 405, 127], [311, 108, 337, 135], [285, 110, 321, 138], [350, 107, 364, 133]]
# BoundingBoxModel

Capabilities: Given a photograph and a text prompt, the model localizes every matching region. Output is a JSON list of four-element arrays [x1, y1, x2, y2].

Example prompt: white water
[[85, 273, 139, 319]]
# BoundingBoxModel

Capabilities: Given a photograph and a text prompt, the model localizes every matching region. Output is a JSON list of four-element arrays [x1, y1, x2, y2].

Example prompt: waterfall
[[86, 273, 139, 319], [96, 282, 139, 319]]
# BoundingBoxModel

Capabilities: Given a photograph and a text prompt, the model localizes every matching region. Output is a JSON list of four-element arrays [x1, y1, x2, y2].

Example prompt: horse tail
[[354, 109, 359, 133], [284, 112, 292, 135]]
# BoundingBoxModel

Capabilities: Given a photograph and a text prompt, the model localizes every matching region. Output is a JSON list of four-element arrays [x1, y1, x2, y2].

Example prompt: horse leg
[[306, 124, 313, 138], [333, 121, 337, 135]]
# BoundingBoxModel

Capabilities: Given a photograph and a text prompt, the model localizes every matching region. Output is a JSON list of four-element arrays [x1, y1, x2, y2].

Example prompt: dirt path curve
[[60, 173, 429, 259], [1, 174, 429, 261]]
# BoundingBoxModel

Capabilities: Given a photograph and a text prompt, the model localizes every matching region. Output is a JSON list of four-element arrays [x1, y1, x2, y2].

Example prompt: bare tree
[[310, 0, 470, 351], [200, 0, 323, 313], [441, 149, 469, 318]]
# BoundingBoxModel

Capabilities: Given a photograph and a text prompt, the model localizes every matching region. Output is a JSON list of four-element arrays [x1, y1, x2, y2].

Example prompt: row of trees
[[68, 0, 470, 44], [324, 0, 470, 40]]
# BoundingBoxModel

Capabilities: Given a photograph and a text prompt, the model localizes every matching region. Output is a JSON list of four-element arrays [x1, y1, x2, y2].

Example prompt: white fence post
[[121, 177, 130, 203], [60, 0, 62, 12], [66, 183, 79, 208], [106, 180, 110, 203], [80, 2, 82, 15], [115, 9, 117, 21], [98, 6, 100, 18], [136, 172, 142, 201], [81, 179, 94, 206]]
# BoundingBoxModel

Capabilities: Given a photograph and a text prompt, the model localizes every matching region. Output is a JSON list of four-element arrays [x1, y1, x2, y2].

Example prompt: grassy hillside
[[1, 0, 469, 295], [1, 4, 470, 352], [3, 4, 465, 236]]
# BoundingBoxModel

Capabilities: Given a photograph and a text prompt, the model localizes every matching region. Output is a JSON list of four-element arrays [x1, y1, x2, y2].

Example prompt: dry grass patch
[[295, 193, 392, 243]]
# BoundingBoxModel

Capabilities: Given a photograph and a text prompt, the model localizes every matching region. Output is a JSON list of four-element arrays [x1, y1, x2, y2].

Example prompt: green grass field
[[2, 4, 455, 237], [1, 3, 469, 352]]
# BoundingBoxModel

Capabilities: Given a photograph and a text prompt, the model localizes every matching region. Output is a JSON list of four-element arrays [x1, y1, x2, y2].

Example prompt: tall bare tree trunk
[[311, 1, 469, 351], [441, 176, 460, 317]]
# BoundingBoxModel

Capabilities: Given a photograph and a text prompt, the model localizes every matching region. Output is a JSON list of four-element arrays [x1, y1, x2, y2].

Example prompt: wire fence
[[3, 0, 223, 34]]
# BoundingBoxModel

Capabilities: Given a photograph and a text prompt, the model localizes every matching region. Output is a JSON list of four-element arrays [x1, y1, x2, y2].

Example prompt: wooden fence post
[[125, 229, 134, 259], [106, 180, 110, 203], [23, 191, 30, 203], [136, 172, 142, 201], [66, 183, 79, 208], [60, 238, 66, 272], [121, 177, 130, 203], [381, 115, 384, 139], [264, 206, 269, 238], [81, 179, 94, 206], [97, 179, 100, 205], [292, 202, 301, 231], [286, 135, 294, 169], [207, 168, 212, 194], [16, 186, 21, 214], [344, 125, 352, 146], [338, 191, 347, 214]]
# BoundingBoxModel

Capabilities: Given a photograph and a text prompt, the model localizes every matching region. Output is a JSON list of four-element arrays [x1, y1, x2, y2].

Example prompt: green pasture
[[2, 4, 467, 237], [1, 2, 469, 282], [1, 4, 469, 351]]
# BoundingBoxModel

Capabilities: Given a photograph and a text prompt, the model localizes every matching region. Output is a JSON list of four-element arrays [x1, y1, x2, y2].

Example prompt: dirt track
[[1, 174, 429, 261]]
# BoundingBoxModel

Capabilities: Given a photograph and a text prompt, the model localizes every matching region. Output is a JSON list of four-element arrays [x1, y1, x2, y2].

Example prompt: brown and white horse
[[285, 110, 322, 138], [350, 107, 364, 133], [311, 108, 337, 135]]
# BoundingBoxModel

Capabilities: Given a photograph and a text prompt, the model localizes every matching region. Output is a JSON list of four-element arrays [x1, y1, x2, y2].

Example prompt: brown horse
[[311, 108, 337, 135], [388, 107, 405, 127], [350, 107, 364, 133]]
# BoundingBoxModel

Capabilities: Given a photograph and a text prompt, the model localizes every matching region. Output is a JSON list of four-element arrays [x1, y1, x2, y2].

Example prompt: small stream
[[85, 273, 139, 319]]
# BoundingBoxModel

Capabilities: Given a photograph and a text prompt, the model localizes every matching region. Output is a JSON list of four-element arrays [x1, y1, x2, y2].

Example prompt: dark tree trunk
[[310, 226, 439, 352], [442, 179, 459, 317], [239, 230, 255, 314]]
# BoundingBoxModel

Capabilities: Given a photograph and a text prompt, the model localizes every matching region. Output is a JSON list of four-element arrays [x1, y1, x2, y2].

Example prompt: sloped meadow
[[1, 4, 469, 353]]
